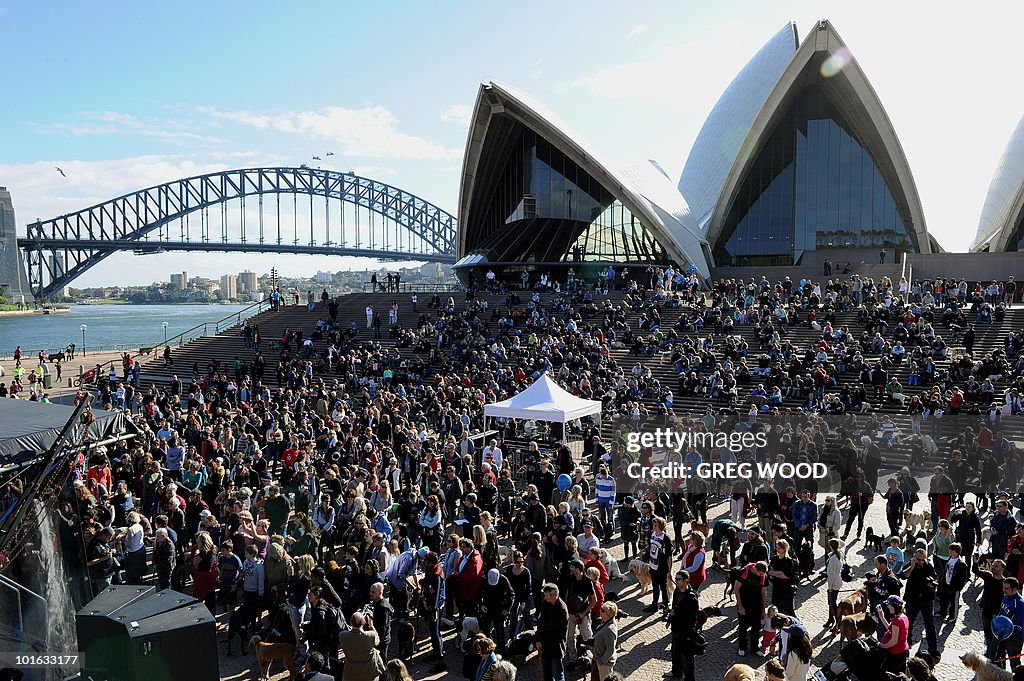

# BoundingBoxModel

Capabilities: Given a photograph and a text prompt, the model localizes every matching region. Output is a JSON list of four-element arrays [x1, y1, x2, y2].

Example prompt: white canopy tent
[[484, 374, 603, 425]]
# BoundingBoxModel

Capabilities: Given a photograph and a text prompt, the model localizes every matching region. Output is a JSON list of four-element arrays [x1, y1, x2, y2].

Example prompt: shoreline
[[0, 307, 71, 317]]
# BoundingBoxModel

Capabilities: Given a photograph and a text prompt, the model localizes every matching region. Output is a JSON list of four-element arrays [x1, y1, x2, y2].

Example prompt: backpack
[[325, 605, 346, 637]]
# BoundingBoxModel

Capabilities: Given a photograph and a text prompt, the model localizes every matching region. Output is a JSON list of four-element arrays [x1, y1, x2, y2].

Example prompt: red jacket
[[683, 545, 707, 588], [455, 550, 484, 602]]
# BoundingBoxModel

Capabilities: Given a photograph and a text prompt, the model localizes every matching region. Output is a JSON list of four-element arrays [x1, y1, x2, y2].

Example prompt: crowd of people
[[10, 265, 1024, 681]]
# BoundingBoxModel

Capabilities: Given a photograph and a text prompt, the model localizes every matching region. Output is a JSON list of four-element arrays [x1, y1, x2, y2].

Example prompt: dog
[[838, 612, 876, 649], [458, 616, 482, 649], [224, 603, 257, 656], [500, 627, 536, 658], [960, 650, 1013, 681], [834, 587, 868, 632], [695, 605, 721, 632], [137, 346, 155, 357], [865, 527, 886, 553], [249, 635, 296, 681], [690, 520, 711, 538], [723, 663, 757, 681], [904, 510, 932, 534], [396, 618, 417, 659], [599, 548, 624, 580], [627, 559, 675, 599], [797, 541, 814, 580], [628, 559, 653, 594], [722, 565, 744, 601]]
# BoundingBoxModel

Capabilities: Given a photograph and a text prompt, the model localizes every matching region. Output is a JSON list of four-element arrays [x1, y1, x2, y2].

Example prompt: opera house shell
[[679, 20, 933, 266], [455, 81, 711, 280], [972, 114, 1024, 253]]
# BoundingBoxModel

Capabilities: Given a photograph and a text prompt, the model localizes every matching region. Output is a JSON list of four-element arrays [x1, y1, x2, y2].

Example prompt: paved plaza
[[218, 470, 983, 681]]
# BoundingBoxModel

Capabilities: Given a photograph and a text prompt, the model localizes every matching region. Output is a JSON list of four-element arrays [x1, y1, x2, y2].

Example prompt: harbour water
[[0, 303, 252, 356]]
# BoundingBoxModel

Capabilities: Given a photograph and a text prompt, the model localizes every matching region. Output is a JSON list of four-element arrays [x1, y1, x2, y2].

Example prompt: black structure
[[76, 586, 217, 681], [463, 128, 671, 267]]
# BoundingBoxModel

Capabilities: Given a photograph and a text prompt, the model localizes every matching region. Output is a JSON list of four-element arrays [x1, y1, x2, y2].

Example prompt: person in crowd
[[665, 570, 700, 681], [48, 267, 1024, 681], [537, 583, 569, 681], [876, 595, 910, 675]]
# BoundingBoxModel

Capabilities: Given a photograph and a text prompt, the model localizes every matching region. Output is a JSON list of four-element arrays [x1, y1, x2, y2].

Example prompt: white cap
[[487, 569, 500, 586]]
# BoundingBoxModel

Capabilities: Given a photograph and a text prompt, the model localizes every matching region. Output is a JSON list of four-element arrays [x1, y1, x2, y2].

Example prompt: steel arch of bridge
[[18, 166, 457, 298]]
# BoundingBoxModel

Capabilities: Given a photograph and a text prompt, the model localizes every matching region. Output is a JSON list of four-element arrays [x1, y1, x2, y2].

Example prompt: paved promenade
[[218, 476, 982, 681]]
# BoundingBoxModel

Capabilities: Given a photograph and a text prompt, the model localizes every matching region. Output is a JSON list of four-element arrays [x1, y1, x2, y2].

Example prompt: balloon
[[557, 474, 572, 493], [993, 615, 1014, 641]]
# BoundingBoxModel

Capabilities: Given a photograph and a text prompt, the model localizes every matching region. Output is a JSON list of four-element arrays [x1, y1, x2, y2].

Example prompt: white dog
[[904, 509, 932, 534], [458, 616, 481, 648], [599, 548, 624, 580]]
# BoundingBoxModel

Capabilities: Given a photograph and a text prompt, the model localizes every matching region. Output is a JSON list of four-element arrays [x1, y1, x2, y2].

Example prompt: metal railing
[[0, 342, 147, 360], [162, 298, 271, 350], [361, 282, 461, 294]]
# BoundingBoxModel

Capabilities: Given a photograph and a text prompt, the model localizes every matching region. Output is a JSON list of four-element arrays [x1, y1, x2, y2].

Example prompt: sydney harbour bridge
[[6, 166, 458, 299]]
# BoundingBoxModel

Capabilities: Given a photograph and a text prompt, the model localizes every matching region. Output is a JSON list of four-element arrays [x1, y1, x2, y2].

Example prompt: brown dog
[[838, 612, 876, 649], [627, 559, 676, 599], [695, 605, 721, 632], [396, 619, 417, 659], [724, 663, 757, 681], [834, 587, 868, 632], [249, 635, 296, 681], [690, 520, 711, 538]]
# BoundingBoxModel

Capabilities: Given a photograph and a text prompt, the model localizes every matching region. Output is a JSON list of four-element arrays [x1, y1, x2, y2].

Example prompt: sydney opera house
[[973, 114, 1024, 254], [454, 19, 1024, 285]]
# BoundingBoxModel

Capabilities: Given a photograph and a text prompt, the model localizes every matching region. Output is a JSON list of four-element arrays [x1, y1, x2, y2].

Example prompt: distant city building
[[238, 270, 258, 293], [314, 271, 333, 284], [419, 262, 444, 279], [170, 272, 188, 290], [219, 274, 238, 299]]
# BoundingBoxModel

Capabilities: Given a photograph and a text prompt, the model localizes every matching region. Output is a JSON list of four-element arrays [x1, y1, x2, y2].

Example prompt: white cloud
[[0, 154, 279, 228], [351, 165, 397, 177], [440, 104, 472, 126], [203, 105, 460, 160], [627, 24, 647, 38], [33, 111, 224, 145], [572, 25, 755, 109]]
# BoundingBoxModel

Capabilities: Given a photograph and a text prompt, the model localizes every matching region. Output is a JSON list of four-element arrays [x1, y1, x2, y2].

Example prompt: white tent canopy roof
[[484, 374, 602, 424]]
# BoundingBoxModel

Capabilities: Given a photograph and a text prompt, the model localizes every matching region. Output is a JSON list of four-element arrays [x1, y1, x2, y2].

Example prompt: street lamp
[[163, 321, 168, 344], [80, 324, 87, 356]]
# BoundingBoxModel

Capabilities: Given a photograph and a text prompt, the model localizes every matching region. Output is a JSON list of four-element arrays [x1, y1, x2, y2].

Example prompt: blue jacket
[[1000, 592, 1024, 639], [791, 499, 818, 530]]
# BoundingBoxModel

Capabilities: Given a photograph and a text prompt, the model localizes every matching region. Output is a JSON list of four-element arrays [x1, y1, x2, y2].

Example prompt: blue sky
[[2, 1, 1023, 285]]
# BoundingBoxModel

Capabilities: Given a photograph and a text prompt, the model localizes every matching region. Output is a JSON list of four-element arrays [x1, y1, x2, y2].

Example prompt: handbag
[[686, 631, 708, 655]]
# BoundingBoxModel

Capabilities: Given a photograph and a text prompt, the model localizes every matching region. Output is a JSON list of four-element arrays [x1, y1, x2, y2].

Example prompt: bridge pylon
[[0, 188, 33, 305]]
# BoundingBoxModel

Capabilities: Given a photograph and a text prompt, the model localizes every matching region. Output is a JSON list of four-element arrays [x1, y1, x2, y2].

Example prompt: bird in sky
[[312, 155, 322, 160], [55, 167, 67, 178], [326, 151, 335, 156]]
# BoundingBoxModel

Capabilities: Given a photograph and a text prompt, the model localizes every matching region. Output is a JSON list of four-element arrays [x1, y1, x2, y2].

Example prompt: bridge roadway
[[15, 238, 457, 263]]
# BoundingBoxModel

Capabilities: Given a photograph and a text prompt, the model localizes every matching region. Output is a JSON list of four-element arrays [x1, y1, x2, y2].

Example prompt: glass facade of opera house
[[468, 129, 670, 265], [717, 87, 914, 266], [1001, 206, 1024, 251]]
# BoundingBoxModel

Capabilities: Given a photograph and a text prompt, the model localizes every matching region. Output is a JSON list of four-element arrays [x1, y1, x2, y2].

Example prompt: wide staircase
[[137, 287, 1024, 473]]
